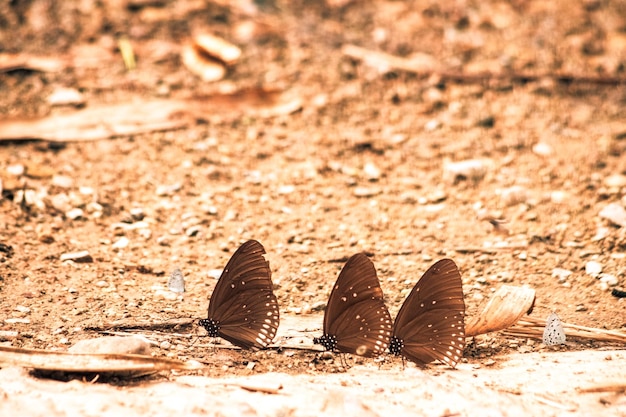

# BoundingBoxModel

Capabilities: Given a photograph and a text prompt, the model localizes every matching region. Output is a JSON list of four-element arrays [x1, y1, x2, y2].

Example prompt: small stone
[[353, 187, 380, 197], [69, 336, 151, 355], [575, 304, 588, 312], [48, 87, 85, 106], [160, 340, 172, 350], [500, 185, 528, 206], [112, 236, 130, 249], [532, 142, 553, 156], [156, 183, 181, 196], [552, 268, 573, 282], [60, 250, 93, 263], [14, 305, 31, 314], [168, 268, 185, 293], [599, 203, 626, 227], [311, 301, 327, 312], [604, 174, 626, 188], [585, 261, 603, 277], [363, 162, 381, 181], [185, 225, 201, 237], [7, 164, 25, 176], [277, 185, 295, 195], [66, 208, 84, 220], [246, 361, 256, 370], [599, 273, 619, 287], [550, 191, 569, 204], [51, 175, 74, 188], [0, 330, 19, 340], [130, 208, 145, 221], [4, 318, 30, 324], [443, 159, 490, 183]]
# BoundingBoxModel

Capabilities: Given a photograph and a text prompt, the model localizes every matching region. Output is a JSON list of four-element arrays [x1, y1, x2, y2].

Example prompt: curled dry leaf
[[194, 33, 241, 66], [182, 43, 226, 82], [0, 345, 202, 378], [465, 285, 536, 337]]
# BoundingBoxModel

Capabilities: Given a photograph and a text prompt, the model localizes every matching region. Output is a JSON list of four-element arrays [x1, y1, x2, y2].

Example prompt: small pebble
[[585, 261, 602, 277], [7, 164, 25, 176], [353, 187, 380, 197], [311, 301, 327, 312], [443, 159, 490, 183], [500, 186, 528, 206], [363, 162, 381, 181], [48, 87, 85, 106], [185, 225, 201, 237], [156, 183, 181, 196], [599, 203, 626, 227], [604, 174, 626, 188], [599, 273, 619, 287], [552, 268, 573, 282], [130, 208, 145, 221], [14, 305, 31, 314], [4, 318, 30, 324], [160, 340, 172, 350], [0, 330, 19, 340], [246, 361, 256, 370], [550, 191, 569, 204], [51, 175, 74, 188], [112, 237, 129, 249], [60, 250, 93, 263], [532, 142, 553, 156], [66, 208, 84, 220], [277, 185, 295, 195]]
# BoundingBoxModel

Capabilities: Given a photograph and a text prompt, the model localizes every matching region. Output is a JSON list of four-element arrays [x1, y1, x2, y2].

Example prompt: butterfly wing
[[543, 312, 566, 346], [207, 240, 280, 349], [321, 253, 392, 357], [391, 259, 465, 368]]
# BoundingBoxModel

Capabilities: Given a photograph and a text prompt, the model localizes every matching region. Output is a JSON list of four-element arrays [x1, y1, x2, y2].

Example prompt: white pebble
[[51, 175, 74, 188], [604, 174, 626, 188], [277, 185, 295, 195], [599, 203, 626, 227], [532, 142, 553, 156], [363, 162, 381, 181], [112, 236, 129, 249], [60, 250, 92, 262], [7, 164, 25, 176], [585, 261, 602, 277], [552, 268, 572, 282], [66, 208, 84, 220], [48, 87, 85, 106], [500, 185, 528, 206], [599, 273, 619, 287], [443, 159, 490, 183], [550, 191, 569, 204]]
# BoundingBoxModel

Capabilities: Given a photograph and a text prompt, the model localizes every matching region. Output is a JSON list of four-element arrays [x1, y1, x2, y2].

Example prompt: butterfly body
[[199, 240, 280, 350], [390, 259, 466, 368], [314, 253, 392, 357]]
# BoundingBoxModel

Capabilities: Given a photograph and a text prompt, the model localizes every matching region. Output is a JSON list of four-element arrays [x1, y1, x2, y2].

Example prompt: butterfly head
[[199, 318, 220, 337], [313, 334, 337, 352], [388, 336, 404, 356]]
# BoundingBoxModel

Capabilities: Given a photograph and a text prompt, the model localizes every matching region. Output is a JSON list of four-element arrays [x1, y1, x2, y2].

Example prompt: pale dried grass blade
[[465, 285, 536, 337], [503, 316, 626, 344]]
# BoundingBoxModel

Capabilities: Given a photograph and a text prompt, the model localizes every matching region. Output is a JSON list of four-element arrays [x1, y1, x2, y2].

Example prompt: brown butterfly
[[389, 259, 466, 368], [199, 240, 280, 349], [314, 253, 392, 357]]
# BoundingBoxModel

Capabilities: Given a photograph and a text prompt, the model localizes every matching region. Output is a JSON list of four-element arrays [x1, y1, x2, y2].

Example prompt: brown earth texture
[[1, 1, 626, 416]]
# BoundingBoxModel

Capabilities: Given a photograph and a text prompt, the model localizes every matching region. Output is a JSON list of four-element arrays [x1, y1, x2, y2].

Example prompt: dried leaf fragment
[[194, 33, 241, 66], [182, 43, 226, 82]]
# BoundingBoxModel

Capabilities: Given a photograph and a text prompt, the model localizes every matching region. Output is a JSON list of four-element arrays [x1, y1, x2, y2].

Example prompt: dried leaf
[[465, 285, 536, 337], [194, 33, 241, 66], [181, 43, 226, 82], [0, 345, 202, 378]]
